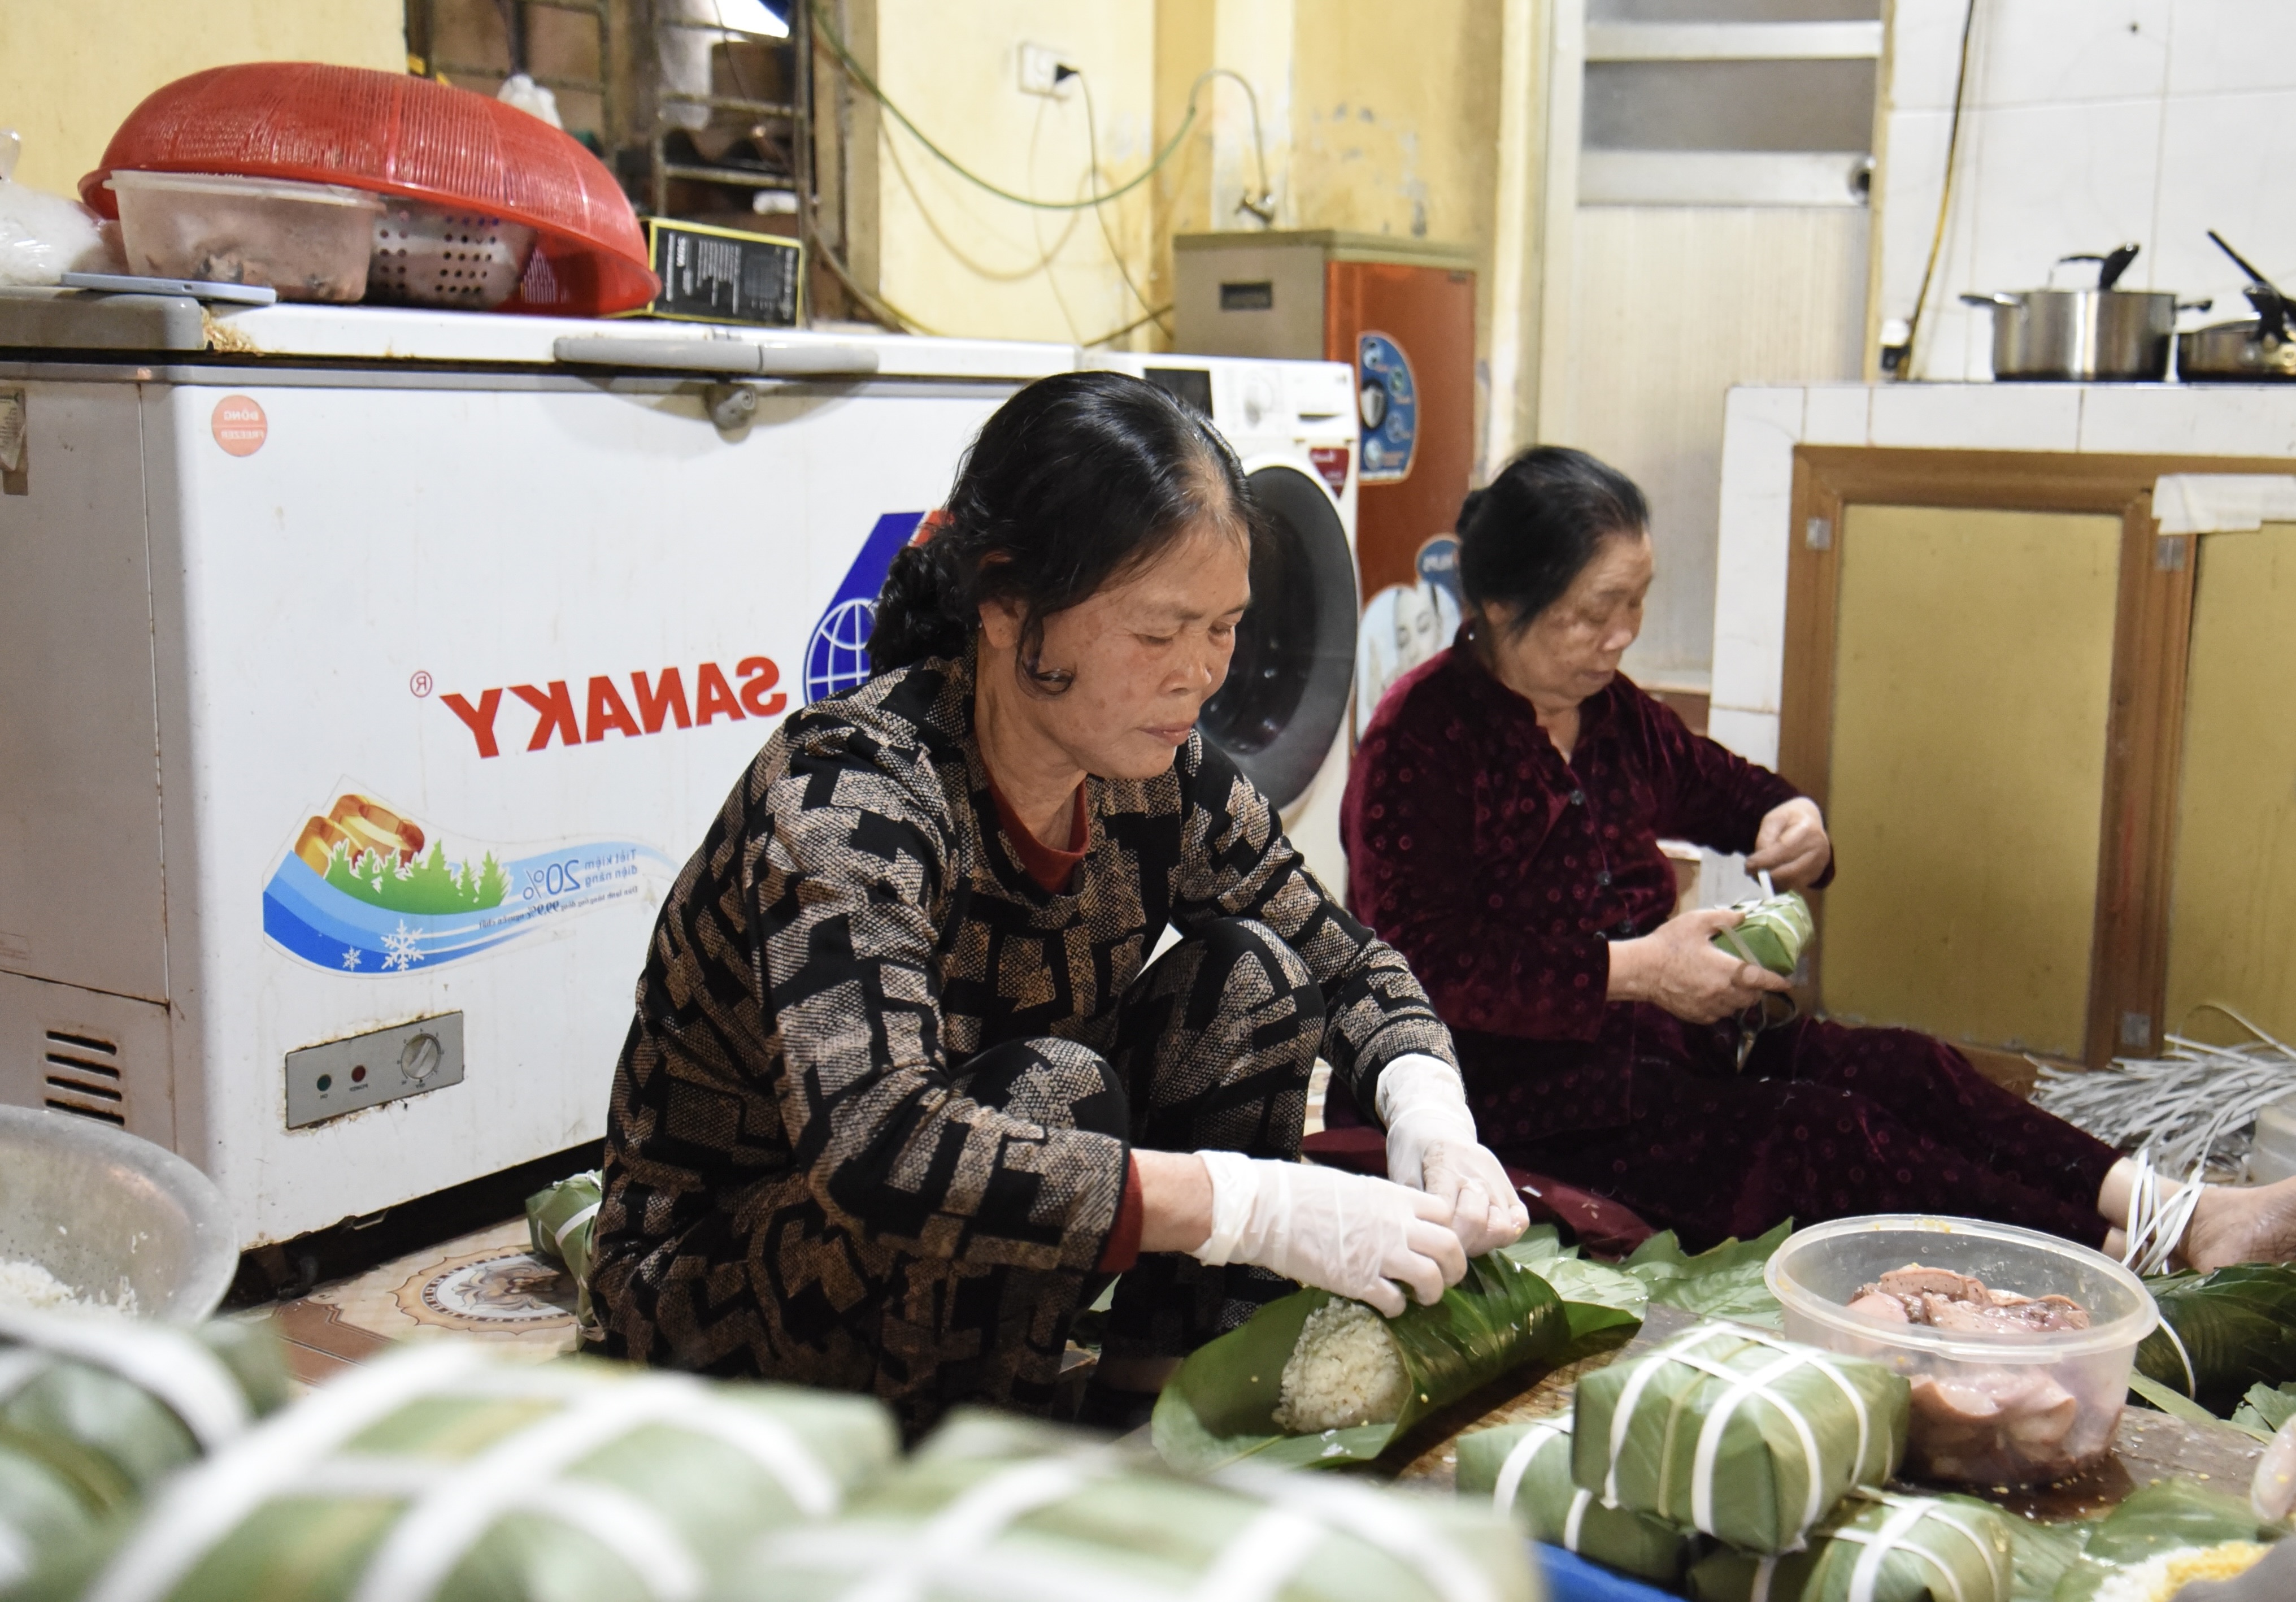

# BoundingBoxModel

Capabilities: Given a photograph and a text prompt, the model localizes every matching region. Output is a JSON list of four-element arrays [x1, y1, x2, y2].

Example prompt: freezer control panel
[[284, 1013, 464, 1130]]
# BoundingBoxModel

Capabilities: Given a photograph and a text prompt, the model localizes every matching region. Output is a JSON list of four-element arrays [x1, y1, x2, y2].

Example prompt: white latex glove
[[1377, 1053, 1531, 1257], [1190, 1150, 1467, 1317]]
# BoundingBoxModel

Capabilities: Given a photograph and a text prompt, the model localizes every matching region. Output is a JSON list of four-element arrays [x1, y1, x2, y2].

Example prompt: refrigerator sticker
[[806, 510, 928, 705], [261, 792, 675, 975], [1356, 333, 1416, 485], [211, 395, 267, 457]]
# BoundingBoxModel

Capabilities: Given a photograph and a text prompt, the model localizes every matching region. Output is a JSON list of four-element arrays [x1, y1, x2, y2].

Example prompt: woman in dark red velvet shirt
[[1342, 446, 2296, 1268]]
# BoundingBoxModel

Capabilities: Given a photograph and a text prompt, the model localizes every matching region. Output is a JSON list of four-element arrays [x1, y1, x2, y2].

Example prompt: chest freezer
[[0, 296, 1360, 1247]]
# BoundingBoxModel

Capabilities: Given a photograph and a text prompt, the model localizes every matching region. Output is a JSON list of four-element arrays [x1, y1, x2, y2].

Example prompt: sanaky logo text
[[442, 657, 788, 758]]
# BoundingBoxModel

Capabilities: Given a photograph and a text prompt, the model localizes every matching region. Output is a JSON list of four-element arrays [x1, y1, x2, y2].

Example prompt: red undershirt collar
[[982, 768, 1090, 894]]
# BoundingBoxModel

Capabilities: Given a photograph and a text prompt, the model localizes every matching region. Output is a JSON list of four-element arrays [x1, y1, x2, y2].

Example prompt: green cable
[[807, 0, 1272, 215]]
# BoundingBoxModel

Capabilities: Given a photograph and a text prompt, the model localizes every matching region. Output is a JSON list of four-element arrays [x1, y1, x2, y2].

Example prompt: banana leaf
[[1686, 1490, 2016, 1602], [1571, 1322, 1908, 1555], [1714, 892, 1813, 976], [2233, 1382, 2296, 1438], [1151, 1251, 1569, 1473], [0, 1308, 288, 1590], [2046, 1481, 2281, 1602], [729, 1409, 1540, 1602], [1497, 1227, 1650, 1341], [14, 1343, 898, 1602], [1621, 1221, 1792, 1329], [524, 1170, 602, 1335], [1458, 1414, 1702, 1586], [2135, 1264, 2296, 1417]]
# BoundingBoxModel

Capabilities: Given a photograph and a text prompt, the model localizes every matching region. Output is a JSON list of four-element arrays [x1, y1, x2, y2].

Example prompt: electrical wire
[[807, 0, 1272, 218], [1074, 67, 1173, 339], [1892, 0, 1982, 377]]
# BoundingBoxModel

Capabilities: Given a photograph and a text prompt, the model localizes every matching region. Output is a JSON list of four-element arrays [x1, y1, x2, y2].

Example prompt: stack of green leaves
[[0, 1306, 289, 1591], [732, 1409, 1538, 1602], [1153, 1250, 1572, 1472], [13, 1341, 897, 1602], [1494, 1227, 1649, 1341], [2134, 1264, 2296, 1417], [1686, 1490, 2017, 1602], [524, 1169, 603, 1334], [1712, 891, 1814, 976], [2048, 1481, 2283, 1602], [1572, 1323, 1909, 1554], [1619, 1222, 1792, 1330], [1457, 1413, 1704, 1587]]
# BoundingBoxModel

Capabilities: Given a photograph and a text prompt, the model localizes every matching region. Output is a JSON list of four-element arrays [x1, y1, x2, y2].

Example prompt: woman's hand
[[1185, 1152, 1469, 1316], [1377, 1054, 1529, 1256], [1746, 797, 1830, 889], [1609, 908, 1793, 1024]]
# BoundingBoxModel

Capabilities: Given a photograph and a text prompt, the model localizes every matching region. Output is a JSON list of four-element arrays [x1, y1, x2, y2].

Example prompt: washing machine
[[1082, 353, 1362, 893]]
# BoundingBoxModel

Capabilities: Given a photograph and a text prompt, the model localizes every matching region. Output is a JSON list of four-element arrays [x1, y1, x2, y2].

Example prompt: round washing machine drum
[[1198, 464, 1359, 809]]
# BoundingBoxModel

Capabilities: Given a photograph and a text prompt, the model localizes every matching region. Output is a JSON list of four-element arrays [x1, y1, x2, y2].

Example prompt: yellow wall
[[854, 0, 1507, 356], [868, 0, 1161, 346], [0, 2, 407, 197]]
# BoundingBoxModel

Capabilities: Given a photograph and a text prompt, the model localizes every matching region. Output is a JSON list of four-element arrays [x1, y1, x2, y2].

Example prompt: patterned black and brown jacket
[[594, 651, 1456, 1301]]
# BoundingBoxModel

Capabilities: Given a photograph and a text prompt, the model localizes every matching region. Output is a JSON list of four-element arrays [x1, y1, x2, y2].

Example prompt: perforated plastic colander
[[82, 62, 656, 316]]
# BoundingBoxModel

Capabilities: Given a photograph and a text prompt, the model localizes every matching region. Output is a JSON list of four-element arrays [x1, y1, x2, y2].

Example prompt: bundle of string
[[2032, 1004, 2296, 1181], [803, 0, 1276, 343]]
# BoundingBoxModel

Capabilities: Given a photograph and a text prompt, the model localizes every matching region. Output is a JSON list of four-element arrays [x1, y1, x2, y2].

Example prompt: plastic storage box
[[108, 170, 381, 302], [1766, 1214, 2155, 1488]]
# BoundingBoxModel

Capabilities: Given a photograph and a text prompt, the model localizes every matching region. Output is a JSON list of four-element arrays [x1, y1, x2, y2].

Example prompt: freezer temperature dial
[[285, 1013, 465, 1129]]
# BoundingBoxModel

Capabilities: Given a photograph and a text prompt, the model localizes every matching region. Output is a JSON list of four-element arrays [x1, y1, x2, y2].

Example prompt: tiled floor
[[264, 1216, 584, 1388]]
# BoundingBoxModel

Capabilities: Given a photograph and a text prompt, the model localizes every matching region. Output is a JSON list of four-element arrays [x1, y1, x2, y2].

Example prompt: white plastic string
[[0, 1511, 31, 1594], [1561, 1490, 1595, 1552], [1490, 1419, 1569, 1516], [553, 1200, 601, 1258], [1747, 1557, 1781, 1602], [0, 1308, 251, 1451], [346, 1377, 749, 1602], [1689, 1350, 1826, 1538], [85, 1343, 485, 1602], [1214, 1465, 1501, 1602], [837, 1457, 1101, 1602], [0, 1347, 51, 1408], [1185, 1506, 1327, 1602], [1841, 1499, 1963, 1602]]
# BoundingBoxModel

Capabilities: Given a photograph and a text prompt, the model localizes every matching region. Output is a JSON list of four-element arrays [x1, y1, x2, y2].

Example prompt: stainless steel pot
[[1961, 288, 2178, 380], [2180, 319, 2296, 381]]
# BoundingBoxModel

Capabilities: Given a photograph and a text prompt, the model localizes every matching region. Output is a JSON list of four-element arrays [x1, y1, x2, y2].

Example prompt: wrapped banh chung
[[0, 1304, 289, 1590], [1572, 1323, 1908, 1554], [1686, 1490, 2016, 1602], [1712, 889, 1813, 976], [14, 1341, 896, 1602], [1154, 1251, 1569, 1471], [1457, 1414, 1704, 1587], [733, 1409, 1538, 1602], [524, 1168, 602, 1335]]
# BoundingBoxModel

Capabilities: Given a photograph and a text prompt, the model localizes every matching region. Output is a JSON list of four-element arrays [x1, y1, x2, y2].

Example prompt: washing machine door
[[1199, 464, 1359, 809]]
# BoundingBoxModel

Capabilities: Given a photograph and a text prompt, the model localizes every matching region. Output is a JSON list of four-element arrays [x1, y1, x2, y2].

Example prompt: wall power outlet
[[1017, 43, 1073, 97]]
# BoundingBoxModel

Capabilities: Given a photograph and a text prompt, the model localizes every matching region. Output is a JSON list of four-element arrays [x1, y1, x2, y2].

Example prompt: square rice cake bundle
[[1572, 1323, 1909, 1555], [1458, 1414, 1705, 1587]]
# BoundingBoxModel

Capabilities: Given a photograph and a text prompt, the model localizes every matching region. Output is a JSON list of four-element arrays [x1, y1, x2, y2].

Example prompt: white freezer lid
[[0, 289, 1077, 380]]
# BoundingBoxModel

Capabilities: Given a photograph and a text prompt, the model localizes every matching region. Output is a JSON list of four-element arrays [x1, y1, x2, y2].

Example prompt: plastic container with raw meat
[[108, 170, 381, 301], [1767, 1214, 2156, 1488]]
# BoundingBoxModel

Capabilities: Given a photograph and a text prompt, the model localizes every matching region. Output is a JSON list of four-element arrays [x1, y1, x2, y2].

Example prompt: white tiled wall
[[1876, 1, 2296, 382]]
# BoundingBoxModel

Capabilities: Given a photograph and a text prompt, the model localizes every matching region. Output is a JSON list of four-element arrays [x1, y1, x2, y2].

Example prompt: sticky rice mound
[[2093, 1542, 2268, 1602], [1271, 1297, 1410, 1432]]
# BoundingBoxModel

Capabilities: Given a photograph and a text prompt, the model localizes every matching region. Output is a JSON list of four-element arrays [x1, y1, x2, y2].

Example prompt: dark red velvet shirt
[[1341, 642, 1820, 1133]]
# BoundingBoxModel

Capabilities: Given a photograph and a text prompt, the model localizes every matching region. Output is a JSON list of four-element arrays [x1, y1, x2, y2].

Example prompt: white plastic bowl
[[1766, 1214, 2155, 1488], [0, 1105, 237, 1322], [108, 170, 381, 302]]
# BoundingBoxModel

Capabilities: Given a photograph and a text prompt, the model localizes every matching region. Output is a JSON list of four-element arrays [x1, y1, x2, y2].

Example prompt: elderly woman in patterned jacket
[[593, 371, 1527, 1433], [1341, 445, 2296, 1272]]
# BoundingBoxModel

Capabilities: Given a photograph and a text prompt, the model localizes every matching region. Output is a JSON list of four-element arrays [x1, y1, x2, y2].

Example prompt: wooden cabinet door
[[1777, 448, 2296, 1083]]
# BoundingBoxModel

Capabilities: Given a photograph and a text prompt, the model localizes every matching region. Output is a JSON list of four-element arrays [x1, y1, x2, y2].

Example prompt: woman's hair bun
[[863, 370, 1252, 685], [1456, 446, 1647, 632]]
